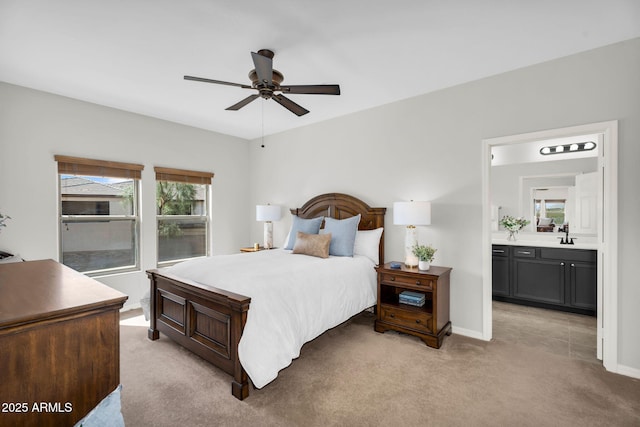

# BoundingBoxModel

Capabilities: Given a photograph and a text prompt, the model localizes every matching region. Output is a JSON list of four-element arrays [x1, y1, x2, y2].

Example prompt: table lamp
[[256, 204, 281, 249], [393, 201, 431, 267]]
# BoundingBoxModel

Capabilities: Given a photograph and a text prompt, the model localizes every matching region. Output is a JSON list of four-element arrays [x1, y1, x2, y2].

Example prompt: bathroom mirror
[[491, 134, 599, 237]]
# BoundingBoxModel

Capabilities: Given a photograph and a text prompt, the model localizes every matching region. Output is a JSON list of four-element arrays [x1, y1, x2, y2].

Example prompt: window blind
[[55, 155, 144, 179], [154, 167, 214, 185]]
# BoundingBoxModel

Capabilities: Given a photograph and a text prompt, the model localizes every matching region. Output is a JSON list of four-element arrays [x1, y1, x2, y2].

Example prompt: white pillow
[[353, 227, 384, 264], [539, 218, 553, 226]]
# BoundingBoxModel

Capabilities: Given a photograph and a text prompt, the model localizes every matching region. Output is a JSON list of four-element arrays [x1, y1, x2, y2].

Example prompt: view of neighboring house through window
[[155, 167, 213, 265], [55, 155, 143, 275]]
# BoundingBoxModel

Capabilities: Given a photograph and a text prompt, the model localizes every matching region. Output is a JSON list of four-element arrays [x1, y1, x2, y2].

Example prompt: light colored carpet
[[119, 305, 640, 426]]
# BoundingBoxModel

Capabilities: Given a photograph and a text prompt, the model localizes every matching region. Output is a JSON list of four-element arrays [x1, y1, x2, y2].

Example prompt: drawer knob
[[415, 319, 421, 324], [416, 280, 421, 286], [390, 313, 395, 318], [390, 277, 395, 281]]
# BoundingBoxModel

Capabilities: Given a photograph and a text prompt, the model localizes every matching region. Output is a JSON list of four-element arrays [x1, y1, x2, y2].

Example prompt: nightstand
[[374, 262, 452, 348], [240, 246, 263, 252], [239, 246, 276, 252]]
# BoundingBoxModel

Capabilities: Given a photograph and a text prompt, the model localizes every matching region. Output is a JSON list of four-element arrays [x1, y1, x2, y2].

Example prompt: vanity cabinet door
[[512, 258, 565, 304], [569, 262, 597, 310], [492, 246, 510, 296]]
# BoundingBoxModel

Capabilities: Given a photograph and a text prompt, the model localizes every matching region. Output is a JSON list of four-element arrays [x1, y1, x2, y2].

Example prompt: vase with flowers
[[499, 215, 530, 241], [412, 244, 437, 271]]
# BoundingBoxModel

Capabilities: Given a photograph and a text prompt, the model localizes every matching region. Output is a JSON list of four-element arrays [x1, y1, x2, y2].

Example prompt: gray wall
[[248, 38, 640, 373], [0, 83, 251, 308]]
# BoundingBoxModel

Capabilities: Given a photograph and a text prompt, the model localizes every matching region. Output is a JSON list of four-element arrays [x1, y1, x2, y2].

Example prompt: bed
[[147, 193, 386, 400]]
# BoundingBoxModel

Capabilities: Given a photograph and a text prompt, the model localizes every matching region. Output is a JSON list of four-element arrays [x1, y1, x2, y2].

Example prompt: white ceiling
[[1, 1, 639, 140]]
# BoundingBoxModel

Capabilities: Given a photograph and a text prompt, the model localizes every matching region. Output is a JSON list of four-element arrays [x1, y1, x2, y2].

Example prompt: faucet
[[559, 224, 576, 245]]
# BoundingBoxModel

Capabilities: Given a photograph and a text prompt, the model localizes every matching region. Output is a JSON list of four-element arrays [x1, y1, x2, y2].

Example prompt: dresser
[[0, 259, 128, 427], [374, 263, 452, 348]]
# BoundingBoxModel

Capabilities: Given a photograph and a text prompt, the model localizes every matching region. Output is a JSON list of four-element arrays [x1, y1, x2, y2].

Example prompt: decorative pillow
[[354, 227, 384, 264], [539, 217, 553, 226], [284, 215, 324, 250], [292, 232, 331, 258], [322, 214, 361, 256]]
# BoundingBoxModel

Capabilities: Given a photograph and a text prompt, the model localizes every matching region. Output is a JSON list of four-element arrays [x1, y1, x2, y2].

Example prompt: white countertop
[[492, 233, 598, 250]]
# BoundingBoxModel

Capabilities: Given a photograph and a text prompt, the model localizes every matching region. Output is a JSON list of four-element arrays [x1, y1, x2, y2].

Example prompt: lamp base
[[404, 226, 418, 268], [263, 221, 273, 249]]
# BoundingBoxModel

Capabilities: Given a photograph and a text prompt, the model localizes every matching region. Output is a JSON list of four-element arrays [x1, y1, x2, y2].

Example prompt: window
[[155, 167, 213, 265], [56, 155, 143, 275], [534, 199, 566, 225]]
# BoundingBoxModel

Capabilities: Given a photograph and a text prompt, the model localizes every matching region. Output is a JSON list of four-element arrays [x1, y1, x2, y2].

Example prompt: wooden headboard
[[290, 193, 387, 264]]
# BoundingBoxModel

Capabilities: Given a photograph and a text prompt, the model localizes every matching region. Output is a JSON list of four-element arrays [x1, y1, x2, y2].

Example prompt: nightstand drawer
[[380, 273, 434, 290], [380, 306, 433, 333]]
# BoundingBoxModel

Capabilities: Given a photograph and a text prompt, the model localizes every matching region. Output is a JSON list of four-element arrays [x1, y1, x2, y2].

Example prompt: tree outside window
[[155, 167, 213, 265]]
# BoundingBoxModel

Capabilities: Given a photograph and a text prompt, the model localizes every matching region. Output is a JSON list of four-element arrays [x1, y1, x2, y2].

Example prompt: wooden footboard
[[147, 269, 251, 400], [147, 193, 386, 401]]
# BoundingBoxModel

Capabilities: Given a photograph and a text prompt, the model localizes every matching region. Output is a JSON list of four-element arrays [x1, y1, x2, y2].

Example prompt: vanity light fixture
[[540, 141, 597, 156]]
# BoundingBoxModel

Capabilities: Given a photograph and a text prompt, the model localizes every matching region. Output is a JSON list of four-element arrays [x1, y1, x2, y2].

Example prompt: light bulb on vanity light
[[393, 201, 431, 267], [256, 204, 281, 249]]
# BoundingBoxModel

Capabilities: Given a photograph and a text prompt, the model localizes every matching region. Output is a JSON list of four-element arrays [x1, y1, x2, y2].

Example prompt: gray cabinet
[[491, 246, 510, 297], [569, 261, 597, 310], [513, 257, 565, 304], [492, 245, 596, 315]]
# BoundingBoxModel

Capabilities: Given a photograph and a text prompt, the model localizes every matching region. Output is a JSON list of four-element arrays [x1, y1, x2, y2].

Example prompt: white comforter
[[167, 249, 377, 388]]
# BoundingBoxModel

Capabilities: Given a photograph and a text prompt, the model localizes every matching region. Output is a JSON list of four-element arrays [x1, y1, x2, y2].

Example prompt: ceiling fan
[[184, 49, 340, 116]]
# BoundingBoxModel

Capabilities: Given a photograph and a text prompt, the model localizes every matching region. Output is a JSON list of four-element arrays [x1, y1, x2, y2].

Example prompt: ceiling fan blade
[[280, 85, 341, 95], [184, 75, 252, 89], [251, 51, 273, 86], [272, 94, 310, 116], [226, 94, 260, 111]]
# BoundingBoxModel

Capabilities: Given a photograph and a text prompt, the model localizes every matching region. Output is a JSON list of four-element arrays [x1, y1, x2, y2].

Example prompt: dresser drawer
[[380, 273, 434, 290], [380, 305, 433, 333]]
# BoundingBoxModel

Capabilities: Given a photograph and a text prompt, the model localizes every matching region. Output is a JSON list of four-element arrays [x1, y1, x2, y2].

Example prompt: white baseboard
[[452, 325, 486, 341], [616, 363, 640, 380]]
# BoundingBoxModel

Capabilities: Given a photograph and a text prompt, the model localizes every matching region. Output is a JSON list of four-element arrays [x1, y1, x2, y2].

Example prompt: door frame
[[481, 120, 618, 372]]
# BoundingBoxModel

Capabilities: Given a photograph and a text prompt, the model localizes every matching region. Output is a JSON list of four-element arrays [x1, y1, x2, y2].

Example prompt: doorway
[[481, 121, 618, 371]]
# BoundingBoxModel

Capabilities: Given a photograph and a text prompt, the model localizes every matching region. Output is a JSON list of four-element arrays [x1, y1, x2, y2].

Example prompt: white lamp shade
[[393, 201, 431, 226], [256, 205, 281, 222]]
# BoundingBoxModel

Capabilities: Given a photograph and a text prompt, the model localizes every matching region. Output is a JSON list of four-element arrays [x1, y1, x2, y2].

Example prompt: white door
[[573, 171, 598, 234]]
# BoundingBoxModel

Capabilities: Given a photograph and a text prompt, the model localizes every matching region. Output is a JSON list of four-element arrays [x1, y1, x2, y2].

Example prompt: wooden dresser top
[[0, 259, 128, 329]]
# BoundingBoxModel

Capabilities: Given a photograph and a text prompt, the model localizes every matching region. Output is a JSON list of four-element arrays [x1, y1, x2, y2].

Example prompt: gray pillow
[[539, 217, 553, 226], [322, 214, 361, 256], [284, 215, 324, 250]]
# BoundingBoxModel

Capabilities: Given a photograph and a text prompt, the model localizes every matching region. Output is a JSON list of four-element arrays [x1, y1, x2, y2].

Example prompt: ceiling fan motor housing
[[249, 68, 284, 99]]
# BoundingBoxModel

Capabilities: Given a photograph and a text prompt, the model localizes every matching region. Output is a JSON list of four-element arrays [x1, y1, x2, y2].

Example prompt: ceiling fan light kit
[[184, 49, 340, 116]]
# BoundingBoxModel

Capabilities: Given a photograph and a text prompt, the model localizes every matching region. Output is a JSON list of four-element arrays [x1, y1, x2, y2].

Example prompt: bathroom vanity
[[492, 241, 596, 316]]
